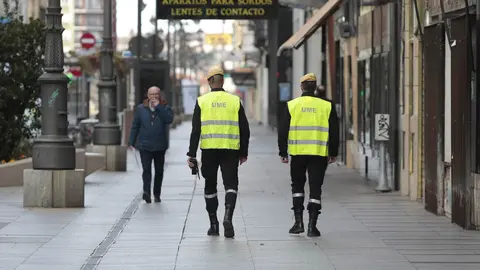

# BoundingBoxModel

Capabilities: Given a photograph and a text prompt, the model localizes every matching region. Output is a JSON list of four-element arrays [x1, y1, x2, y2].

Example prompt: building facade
[[62, 0, 118, 52], [27, 0, 47, 21], [72, 0, 103, 50], [400, 0, 424, 203], [421, 0, 480, 229], [1, 0, 43, 21]]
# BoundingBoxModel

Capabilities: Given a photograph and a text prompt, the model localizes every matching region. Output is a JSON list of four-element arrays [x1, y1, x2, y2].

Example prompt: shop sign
[[426, 0, 475, 17]]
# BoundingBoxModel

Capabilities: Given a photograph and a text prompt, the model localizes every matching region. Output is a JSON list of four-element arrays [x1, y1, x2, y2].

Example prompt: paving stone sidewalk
[[2, 123, 480, 270]]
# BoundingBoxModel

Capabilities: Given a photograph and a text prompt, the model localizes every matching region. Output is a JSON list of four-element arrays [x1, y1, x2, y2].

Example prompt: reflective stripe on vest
[[287, 96, 331, 156], [198, 91, 241, 150]]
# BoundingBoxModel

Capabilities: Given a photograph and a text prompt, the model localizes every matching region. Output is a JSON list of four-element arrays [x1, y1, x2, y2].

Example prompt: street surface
[[1, 123, 480, 270]]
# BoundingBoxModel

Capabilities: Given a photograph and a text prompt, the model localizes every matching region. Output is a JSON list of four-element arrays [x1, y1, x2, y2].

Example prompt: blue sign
[[279, 83, 291, 101], [0, 17, 11, 24]]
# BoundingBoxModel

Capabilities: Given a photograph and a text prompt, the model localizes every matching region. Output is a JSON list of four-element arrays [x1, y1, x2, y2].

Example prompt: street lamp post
[[32, 0, 75, 170], [91, 0, 127, 171], [24, 0, 85, 208]]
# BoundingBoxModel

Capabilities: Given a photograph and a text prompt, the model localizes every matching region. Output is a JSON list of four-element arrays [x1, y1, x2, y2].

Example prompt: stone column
[[25, 0, 85, 208], [91, 0, 127, 172]]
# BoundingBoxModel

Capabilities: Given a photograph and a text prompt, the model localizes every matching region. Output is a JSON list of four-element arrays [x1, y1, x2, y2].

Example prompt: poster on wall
[[279, 83, 291, 101], [182, 79, 199, 116], [374, 114, 389, 141]]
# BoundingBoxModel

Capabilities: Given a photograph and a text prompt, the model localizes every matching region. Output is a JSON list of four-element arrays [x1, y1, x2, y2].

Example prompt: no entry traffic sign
[[80, 32, 96, 49], [69, 66, 82, 77]]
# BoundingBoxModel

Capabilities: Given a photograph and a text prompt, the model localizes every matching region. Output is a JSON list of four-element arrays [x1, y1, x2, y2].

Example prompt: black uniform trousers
[[290, 155, 328, 213], [139, 150, 166, 197], [201, 149, 239, 213]]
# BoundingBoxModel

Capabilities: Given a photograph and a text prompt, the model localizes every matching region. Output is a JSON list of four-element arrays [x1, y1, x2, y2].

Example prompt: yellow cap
[[207, 67, 224, 79], [300, 73, 317, 83]]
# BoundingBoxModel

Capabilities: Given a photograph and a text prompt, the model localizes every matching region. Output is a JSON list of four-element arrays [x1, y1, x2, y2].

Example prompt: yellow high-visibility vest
[[287, 96, 331, 156], [198, 91, 241, 150]]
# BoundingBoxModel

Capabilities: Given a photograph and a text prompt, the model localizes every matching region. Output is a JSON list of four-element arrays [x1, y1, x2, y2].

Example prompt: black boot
[[142, 192, 151, 204], [289, 210, 304, 234], [307, 211, 321, 237], [223, 206, 235, 239], [207, 213, 220, 236]]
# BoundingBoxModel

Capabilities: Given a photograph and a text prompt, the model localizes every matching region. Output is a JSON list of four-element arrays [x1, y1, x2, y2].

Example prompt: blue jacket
[[128, 103, 174, 151]]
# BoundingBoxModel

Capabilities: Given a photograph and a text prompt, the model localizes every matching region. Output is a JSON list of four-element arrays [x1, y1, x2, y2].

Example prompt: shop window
[[358, 61, 365, 143], [370, 55, 381, 149], [365, 60, 371, 145], [347, 56, 354, 140], [358, 59, 372, 146]]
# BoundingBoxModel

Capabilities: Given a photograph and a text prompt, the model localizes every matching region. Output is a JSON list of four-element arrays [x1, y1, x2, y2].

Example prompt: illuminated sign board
[[156, 0, 279, 20], [204, 34, 233, 45]]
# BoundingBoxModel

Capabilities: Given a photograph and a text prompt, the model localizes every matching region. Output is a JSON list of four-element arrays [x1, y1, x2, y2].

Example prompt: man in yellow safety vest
[[187, 67, 250, 239], [277, 73, 339, 237]]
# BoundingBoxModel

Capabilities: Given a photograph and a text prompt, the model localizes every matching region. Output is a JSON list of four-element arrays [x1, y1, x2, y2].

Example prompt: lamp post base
[[89, 145, 127, 172], [23, 169, 85, 208], [32, 138, 76, 170], [93, 123, 122, 145]]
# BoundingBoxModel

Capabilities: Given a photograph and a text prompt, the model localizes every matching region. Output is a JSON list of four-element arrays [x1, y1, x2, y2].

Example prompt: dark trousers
[[201, 149, 239, 214], [290, 155, 328, 213], [139, 150, 166, 197]]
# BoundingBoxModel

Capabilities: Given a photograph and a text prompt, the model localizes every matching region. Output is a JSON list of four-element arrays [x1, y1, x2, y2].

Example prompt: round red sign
[[69, 66, 82, 77], [80, 32, 96, 49]]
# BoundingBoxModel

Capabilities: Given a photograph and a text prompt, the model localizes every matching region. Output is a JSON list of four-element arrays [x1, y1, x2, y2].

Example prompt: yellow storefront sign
[[204, 34, 233, 45], [156, 0, 279, 20]]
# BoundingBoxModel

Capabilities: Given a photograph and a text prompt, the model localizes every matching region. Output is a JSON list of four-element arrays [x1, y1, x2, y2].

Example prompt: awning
[[277, 0, 343, 56]]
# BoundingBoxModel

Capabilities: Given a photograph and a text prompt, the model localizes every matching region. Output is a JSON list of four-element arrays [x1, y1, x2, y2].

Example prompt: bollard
[[365, 156, 369, 182], [375, 142, 391, 192]]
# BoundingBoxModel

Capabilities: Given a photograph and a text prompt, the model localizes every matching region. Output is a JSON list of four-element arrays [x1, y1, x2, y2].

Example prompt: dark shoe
[[223, 207, 235, 238], [207, 214, 220, 236], [154, 196, 161, 203], [143, 192, 152, 204], [289, 210, 305, 234], [307, 211, 321, 237]]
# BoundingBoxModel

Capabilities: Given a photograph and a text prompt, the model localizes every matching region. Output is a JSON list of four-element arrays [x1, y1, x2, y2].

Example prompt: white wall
[[306, 27, 322, 85], [292, 9, 305, 98]]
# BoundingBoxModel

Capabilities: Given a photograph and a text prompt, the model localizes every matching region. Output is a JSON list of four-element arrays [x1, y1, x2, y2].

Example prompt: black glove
[[189, 157, 198, 175]]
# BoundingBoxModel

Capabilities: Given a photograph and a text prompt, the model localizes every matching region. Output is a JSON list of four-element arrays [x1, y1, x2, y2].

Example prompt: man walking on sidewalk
[[278, 73, 339, 237], [128, 86, 174, 204], [187, 67, 250, 239]]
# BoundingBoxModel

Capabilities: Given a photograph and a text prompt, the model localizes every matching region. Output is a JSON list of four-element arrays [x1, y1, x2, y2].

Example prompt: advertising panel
[[156, 0, 279, 20]]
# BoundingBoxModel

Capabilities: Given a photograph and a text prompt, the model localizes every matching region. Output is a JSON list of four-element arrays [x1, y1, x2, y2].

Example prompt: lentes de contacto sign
[[156, 0, 279, 20]]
